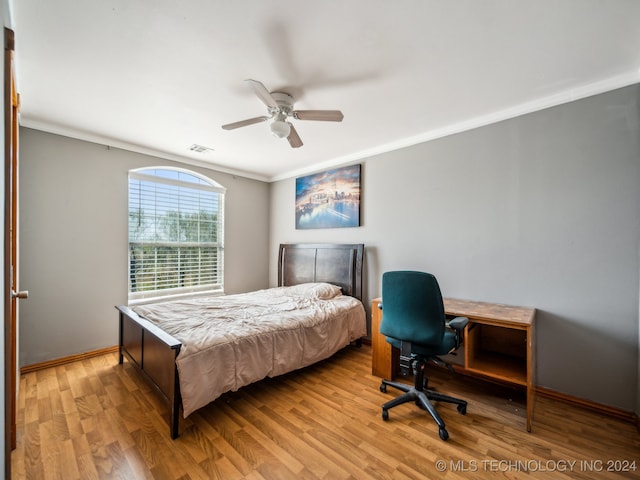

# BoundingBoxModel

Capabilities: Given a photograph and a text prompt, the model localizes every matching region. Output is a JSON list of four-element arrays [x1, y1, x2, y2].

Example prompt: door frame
[[4, 26, 17, 478]]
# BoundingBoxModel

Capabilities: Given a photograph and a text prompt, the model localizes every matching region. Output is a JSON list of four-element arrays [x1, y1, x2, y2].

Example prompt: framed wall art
[[295, 164, 361, 229]]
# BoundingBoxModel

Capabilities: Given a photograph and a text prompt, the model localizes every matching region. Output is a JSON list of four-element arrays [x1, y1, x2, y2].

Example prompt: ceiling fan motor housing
[[269, 92, 294, 117]]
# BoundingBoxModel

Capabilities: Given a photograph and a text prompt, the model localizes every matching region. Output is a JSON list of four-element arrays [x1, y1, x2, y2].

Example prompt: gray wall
[[18, 128, 270, 366], [270, 85, 640, 412]]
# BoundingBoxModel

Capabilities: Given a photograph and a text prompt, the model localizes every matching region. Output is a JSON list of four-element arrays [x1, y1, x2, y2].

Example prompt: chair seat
[[386, 329, 457, 357]]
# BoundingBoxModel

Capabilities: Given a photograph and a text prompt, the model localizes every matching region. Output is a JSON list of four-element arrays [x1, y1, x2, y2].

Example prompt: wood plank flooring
[[11, 345, 640, 479]]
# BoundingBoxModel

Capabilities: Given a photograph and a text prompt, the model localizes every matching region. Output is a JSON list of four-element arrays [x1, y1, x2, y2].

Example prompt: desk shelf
[[371, 297, 536, 431], [465, 320, 528, 386], [465, 353, 528, 386]]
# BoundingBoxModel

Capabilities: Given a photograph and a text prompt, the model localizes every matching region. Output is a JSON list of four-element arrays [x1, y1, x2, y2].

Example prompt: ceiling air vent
[[189, 144, 214, 153]]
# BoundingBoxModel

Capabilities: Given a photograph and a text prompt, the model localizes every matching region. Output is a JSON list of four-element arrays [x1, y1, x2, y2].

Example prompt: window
[[128, 167, 225, 302]]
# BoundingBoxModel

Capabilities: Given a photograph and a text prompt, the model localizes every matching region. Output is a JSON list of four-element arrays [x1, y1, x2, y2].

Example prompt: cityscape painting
[[295, 164, 361, 229]]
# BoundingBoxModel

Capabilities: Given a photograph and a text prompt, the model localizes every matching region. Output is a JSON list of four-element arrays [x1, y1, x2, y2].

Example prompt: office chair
[[378, 271, 468, 440]]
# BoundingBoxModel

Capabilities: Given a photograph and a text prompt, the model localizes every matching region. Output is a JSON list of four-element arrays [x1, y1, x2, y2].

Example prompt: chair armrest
[[448, 316, 469, 332], [448, 316, 468, 350]]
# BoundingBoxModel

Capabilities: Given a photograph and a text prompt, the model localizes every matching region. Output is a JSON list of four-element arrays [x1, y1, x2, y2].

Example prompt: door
[[4, 27, 24, 478]]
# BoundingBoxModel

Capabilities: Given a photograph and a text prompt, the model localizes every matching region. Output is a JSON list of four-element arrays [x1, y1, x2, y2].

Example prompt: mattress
[[132, 282, 367, 417]]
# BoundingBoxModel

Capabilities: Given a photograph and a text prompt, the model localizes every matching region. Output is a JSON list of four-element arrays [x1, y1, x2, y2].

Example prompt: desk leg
[[526, 326, 535, 432], [526, 387, 533, 432], [371, 299, 400, 379], [371, 299, 393, 378]]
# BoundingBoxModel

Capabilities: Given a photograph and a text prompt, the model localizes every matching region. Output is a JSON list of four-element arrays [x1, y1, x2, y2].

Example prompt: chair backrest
[[379, 271, 446, 347]]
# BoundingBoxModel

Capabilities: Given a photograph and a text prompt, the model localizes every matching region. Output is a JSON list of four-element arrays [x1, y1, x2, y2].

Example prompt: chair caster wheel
[[382, 409, 389, 421], [379, 383, 387, 393], [439, 428, 449, 441], [457, 404, 467, 415]]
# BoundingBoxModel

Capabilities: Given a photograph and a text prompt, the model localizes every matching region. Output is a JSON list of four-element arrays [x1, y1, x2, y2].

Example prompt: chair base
[[380, 371, 467, 441]]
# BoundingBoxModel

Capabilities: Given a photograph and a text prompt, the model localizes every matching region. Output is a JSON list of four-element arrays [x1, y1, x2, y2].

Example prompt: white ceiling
[[10, 0, 640, 182]]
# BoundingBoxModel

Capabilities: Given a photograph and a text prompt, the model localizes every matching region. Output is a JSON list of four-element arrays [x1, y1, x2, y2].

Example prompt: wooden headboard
[[278, 243, 364, 301]]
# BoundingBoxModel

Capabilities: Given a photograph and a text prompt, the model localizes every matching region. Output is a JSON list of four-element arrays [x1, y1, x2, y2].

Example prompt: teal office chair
[[379, 271, 468, 440]]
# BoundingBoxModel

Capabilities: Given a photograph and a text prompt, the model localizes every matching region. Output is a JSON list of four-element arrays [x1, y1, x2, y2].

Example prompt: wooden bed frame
[[116, 243, 364, 439]]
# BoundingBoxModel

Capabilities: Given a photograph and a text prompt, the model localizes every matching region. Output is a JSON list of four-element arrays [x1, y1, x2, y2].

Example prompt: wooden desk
[[371, 297, 536, 431]]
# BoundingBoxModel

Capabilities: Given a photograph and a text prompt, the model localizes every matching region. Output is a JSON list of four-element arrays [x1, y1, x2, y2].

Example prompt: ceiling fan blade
[[246, 79, 278, 109], [221, 116, 269, 130], [287, 123, 303, 148], [293, 110, 344, 122]]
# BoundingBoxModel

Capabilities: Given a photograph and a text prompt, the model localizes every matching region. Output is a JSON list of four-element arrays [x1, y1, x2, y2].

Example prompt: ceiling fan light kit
[[222, 79, 344, 148], [270, 118, 291, 138]]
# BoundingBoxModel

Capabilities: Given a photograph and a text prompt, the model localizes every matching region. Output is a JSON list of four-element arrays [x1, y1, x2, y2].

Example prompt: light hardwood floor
[[11, 345, 640, 479]]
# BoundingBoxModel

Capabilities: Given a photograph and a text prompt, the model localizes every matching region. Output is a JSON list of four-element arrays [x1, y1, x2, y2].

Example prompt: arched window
[[128, 167, 225, 302]]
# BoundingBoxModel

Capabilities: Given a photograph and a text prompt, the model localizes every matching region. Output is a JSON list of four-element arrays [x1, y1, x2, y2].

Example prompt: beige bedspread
[[132, 283, 367, 417]]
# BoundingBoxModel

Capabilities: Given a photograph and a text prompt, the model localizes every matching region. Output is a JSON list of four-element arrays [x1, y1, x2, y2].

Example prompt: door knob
[[11, 290, 28, 299]]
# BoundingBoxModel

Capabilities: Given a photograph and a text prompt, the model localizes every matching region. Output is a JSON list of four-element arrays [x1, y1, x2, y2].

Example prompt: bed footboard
[[116, 305, 182, 439]]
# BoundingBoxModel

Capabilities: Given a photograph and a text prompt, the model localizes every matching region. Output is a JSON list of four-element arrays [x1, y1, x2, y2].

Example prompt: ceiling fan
[[221, 79, 344, 148]]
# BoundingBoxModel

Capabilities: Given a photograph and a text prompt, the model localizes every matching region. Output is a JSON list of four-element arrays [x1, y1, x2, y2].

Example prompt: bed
[[116, 243, 365, 439]]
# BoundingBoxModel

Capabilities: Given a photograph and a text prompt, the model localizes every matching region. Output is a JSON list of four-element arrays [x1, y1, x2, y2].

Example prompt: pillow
[[286, 282, 342, 299]]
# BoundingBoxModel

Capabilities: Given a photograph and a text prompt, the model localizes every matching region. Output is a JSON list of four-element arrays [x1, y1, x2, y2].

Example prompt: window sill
[[128, 289, 225, 306]]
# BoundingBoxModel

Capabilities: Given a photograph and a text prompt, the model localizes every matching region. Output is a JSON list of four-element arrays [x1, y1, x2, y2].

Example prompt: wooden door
[[4, 27, 23, 478]]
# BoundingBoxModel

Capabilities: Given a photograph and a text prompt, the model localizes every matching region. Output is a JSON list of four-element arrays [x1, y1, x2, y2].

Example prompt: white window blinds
[[128, 168, 225, 301]]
